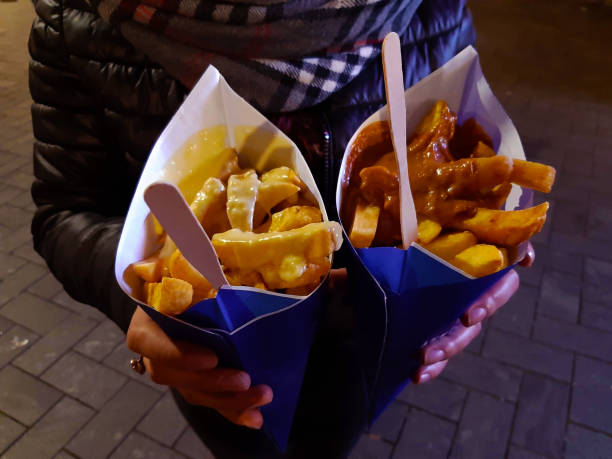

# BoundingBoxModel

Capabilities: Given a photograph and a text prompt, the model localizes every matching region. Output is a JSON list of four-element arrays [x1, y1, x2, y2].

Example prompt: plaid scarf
[[95, 0, 422, 112]]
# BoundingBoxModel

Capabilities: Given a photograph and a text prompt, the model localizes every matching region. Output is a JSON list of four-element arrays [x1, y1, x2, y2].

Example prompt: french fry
[[510, 159, 556, 193], [471, 141, 496, 158], [148, 277, 193, 315], [269, 206, 322, 232], [132, 257, 163, 283], [452, 244, 505, 277], [349, 199, 380, 249], [260, 256, 331, 289], [422, 231, 478, 261], [436, 156, 513, 198], [417, 218, 442, 244], [226, 170, 260, 231], [452, 202, 549, 246], [168, 250, 215, 302]]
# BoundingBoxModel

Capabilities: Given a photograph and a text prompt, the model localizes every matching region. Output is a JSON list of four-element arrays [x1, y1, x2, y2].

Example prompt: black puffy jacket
[[29, 0, 475, 455]]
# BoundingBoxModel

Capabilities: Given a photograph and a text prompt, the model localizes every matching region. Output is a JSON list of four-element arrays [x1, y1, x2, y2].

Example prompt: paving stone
[[103, 342, 167, 392], [0, 365, 62, 425], [397, 377, 467, 421], [550, 231, 612, 263], [537, 270, 581, 322], [0, 293, 71, 334], [41, 351, 127, 408], [4, 172, 33, 190], [9, 190, 33, 209], [449, 392, 514, 459], [66, 381, 162, 459], [0, 252, 26, 281], [0, 225, 33, 253], [27, 273, 64, 299], [583, 257, 612, 305], [0, 412, 25, 453], [369, 401, 409, 443], [536, 243, 584, 277], [14, 314, 97, 375], [483, 329, 573, 381], [564, 424, 612, 459], [489, 284, 538, 337], [0, 264, 46, 305], [174, 427, 215, 459], [440, 351, 522, 401], [533, 316, 612, 362], [0, 325, 38, 367], [349, 434, 392, 459], [512, 373, 569, 457], [52, 290, 107, 321], [588, 202, 612, 242], [0, 205, 30, 230], [111, 432, 186, 459], [3, 397, 93, 459], [570, 356, 612, 434], [137, 392, 188, 447], [0, 185, 22, 206], [54, 451, 79, 459], [0, 315, 15, 334], [507, 446, 548, 459], [552, 199, 587, 235], [74, 319, 125, 361], [393, 409, 455, 459], [12, 241, 44, 265], [581, 301, 612, 333], [0, 156, 29, 179]]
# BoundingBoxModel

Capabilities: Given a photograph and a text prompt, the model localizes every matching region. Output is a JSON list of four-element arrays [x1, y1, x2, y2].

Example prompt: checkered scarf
[[95, 0, 422, 112]]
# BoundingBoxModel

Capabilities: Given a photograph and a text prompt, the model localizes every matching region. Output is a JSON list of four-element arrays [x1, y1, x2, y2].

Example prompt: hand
[[413, 242, 534, 383], [126, 307, 273, 429]]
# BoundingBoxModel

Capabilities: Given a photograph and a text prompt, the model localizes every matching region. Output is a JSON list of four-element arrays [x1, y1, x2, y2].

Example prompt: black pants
[[172, 290, 368, 458]]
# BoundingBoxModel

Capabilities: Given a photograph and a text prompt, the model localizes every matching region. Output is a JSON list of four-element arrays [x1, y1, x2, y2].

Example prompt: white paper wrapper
[[115, 65, 329, 300]]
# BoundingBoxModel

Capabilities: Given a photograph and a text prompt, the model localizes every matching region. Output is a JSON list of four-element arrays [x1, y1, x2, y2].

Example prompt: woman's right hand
[[126, 307, 273, 429]]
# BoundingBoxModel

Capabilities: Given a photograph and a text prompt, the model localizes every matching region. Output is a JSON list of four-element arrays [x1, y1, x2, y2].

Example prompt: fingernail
[[468, 307, 487, 325], [425, 349, 445, 363], [419, 373, 431, 384]]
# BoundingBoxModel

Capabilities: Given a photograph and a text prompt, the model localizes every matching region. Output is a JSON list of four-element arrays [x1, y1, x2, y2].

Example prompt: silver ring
[[129, 355, 146, 375]]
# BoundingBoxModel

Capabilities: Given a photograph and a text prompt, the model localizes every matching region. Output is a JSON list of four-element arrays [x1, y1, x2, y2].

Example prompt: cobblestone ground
[[1, 0, 611, 458]]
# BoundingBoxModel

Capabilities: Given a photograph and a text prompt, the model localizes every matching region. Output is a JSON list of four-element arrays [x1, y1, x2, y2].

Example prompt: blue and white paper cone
[[336, 46, 531, 424], [115, 66, 336, 451]]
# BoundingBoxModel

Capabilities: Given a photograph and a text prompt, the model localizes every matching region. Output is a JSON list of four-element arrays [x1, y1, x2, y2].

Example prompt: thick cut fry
[[148, 277, 193, 315], [190, 177, 226, 222], [452, 202, 549, 246], [510, 159, 556, 193], [158, 236, 177, 277], [226, 170, 260, 231], [417, 218, 442, 244], [349, 199, 380, 249], [216, 148, 241, 182], [437, 156, 513, 198], [255, 181, 301, 221], [452, 244, 505, 277], [359, 165, 398, 205], [471, 141, 496, 158], [212, 222, 342, 272], [269, 206, 322, 232], [168, 250, 215, 302], [261, 166, 303, 187], [422, 231, 478, 261], [224, 269, 267, 290], [259, 256, 331, 289], [132, 257, 162, 283]]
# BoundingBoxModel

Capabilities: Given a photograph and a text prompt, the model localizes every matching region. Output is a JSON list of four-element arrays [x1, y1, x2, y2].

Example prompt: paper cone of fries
[[336, 46, 551, 424], [115, 66, 341, 451]]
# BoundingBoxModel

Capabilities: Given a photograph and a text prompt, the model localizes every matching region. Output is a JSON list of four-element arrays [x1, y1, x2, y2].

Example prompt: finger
[[127, 307, 218, 371], [422, 321, 482, 365], [413, 360, 448, 384], [519, 242, 535, 267], [218, 408, 264, 430], [145, 361, 251, 392], [329, 268, 348, 290], [461, 269, 520, 327], [178, 384, 273, 414]]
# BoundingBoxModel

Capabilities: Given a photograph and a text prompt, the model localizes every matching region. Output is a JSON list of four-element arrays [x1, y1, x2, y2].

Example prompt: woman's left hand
[[413, 242, 534, 384]]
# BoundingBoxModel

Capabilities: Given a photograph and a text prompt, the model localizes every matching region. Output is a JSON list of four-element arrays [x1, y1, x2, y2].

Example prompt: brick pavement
[[1, 0, 611, 458]]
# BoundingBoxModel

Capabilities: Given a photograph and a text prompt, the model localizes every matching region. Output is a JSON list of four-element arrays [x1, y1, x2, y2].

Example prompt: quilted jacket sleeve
[[29, 0, 137, 332]]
